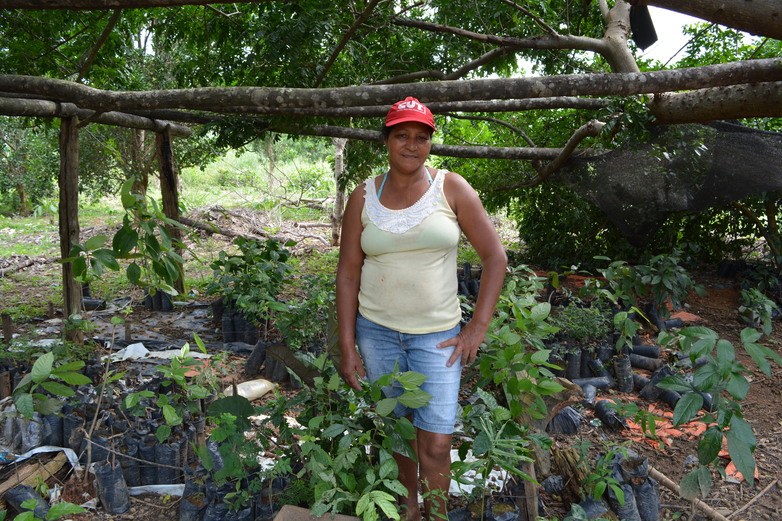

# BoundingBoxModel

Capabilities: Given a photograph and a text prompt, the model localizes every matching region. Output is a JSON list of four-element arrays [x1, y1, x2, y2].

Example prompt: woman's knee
[[416, 431, 452, 463]]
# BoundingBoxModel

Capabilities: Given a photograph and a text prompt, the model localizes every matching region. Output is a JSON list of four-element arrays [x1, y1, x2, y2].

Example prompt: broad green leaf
[[48, 501, 86, 516], [321, 423, 346, 438], [373, 491, 399, 520], [376, 398, 397, 417], [40, 381, 75, 397], [31, 352, 54, 383], [536, 379, 565, 395], [726, 416, 756, 486], [83, 235, 107, 250], [740, 328, 762, 344], [530, 302, 551, 321], [472, 431, 490, 456], [658, 374, 692, 392], [679, 465, 712, 500], [378, 457, 397, 480], [673, 392, 703, 426], [36, 397, 64, 415], [397, 390, 431, 409], [156, 424, 172, 444], [93, 248, 120, 271], [697, 426, 722, 464], [14, 393, 34, 417], [726, 373, 749, 400], [715, 339, 735, 363], [127, 262, 142, 284], [55, 371, 92, 386], [113, 225, 138, 256], [398, 371, 427, 389]]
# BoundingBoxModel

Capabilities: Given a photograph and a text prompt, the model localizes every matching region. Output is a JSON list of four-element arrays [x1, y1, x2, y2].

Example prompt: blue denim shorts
[[355, 314, 462, 435]]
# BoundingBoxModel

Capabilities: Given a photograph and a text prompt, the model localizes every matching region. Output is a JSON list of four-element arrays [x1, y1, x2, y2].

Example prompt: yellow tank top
[[359, 169, 462, 334]]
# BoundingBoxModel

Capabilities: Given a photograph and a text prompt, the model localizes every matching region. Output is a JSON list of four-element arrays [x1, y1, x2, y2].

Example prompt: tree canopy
[[1, 0, 780, 261]]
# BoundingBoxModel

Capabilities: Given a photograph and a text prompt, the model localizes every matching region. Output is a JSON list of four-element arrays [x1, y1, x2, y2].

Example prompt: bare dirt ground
[[1, 218, 781, 521]]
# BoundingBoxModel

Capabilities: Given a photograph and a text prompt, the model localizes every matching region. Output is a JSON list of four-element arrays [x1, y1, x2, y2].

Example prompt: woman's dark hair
[[380, 124, 434, 140]]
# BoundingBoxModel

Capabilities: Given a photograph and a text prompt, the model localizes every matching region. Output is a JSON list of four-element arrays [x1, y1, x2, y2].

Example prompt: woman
[[336, 97, 507, 520]]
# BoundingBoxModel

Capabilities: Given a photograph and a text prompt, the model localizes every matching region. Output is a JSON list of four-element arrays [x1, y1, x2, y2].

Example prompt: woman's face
[[385, 121, 433, 173]]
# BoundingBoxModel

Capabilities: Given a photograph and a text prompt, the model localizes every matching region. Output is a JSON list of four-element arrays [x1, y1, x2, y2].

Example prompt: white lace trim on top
[[364, 169, 446, 234]]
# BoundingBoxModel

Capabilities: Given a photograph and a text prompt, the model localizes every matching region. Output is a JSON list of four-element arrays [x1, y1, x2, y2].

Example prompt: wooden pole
[[157, 127, 185, 294], [58, 115, 83, 344]]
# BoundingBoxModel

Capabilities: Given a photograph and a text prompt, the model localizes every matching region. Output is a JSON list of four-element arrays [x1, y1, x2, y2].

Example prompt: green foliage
[[657, 326, 782, 497], [738, 288, 779, 336], [11, 499, 85, 521], [261, 358, 430, 521], [124, 336, 212, 443], [475, 264, 561, 426], [11, 351, 91, 418], [584, 253, 703, 318], [574, 440, 627, 504], [206, 236, 294, 324], [275, 272, 335, 352], [612, 310, 642, 353], [549, 302, 611, 344], [453, 388, 535, 510]]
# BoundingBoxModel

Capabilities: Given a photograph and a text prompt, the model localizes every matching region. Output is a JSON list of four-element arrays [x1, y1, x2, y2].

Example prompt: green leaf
[[40, 381, 75, 397], [54, 371, 92, 386], [658, 374, 693, 392], [93, 248, 120, 271], [14, 393, 34, 417], [726, 416, 756, 486], [673, 392, 703, 426], [376, 398, 397, 417], [679, 466, 712, 500], [530, 302, 551, 321], [397, 371, 427, 390], [472, 431, 490, 456], [373, 491, 399, 520], [715, 339, 735, 363], [156, 424, 172, 444], [697, 426, 722, 464], [321, 423, 346, 438], [397, 390, 432, 409], [31, 352, 54, 383], [127, 262, 142, 285], [113, 225, 138, 256], [162, 404, 182, 425], [726, 373, 749, 400], [48, 501, 86, 517], [740, 328, 762, 344], [83, 235, 108, 251], [120, 179, 137, 208], [378, 457, 397, 480]]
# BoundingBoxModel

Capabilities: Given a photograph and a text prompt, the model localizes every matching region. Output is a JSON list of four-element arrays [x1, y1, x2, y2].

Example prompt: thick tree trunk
[[157, 127, 185, 294], [633, 0, 782, 40], [330, 138, 347, 246], [14, 182, 29, 214], [58, 115, 83, 344]]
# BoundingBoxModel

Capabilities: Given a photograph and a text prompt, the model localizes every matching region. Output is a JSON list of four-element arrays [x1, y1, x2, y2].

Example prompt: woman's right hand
[[339, 348, 367, 390]]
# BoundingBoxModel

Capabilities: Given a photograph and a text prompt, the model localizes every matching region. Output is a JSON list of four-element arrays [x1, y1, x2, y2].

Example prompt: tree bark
[[0, 97, 191, 136], [1, 60, 780, 113], [157, 127, 185, 294], [650, 82, 782, 124], [58, 115, 83, 344], [330, 138, 347, 246], [633, 0, 782, 40]]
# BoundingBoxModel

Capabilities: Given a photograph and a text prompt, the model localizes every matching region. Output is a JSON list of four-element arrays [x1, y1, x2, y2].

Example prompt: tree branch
[[631, 0, 782, 40], [650, 82, 782, 124], [492, 119, 606, 189], [0, 96, 192, 137], [76, 9, 122, 82], [391, 16, 607, 54], [1, 59, 779, 114], [313, 0, 385, 88], [283, 124, 597, 160], [498, 0, 558, 36], [0, 0, 292, 9]]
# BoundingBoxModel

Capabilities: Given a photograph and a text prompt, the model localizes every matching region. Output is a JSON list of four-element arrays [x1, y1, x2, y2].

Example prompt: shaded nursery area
[[1, 233, 781, 521]]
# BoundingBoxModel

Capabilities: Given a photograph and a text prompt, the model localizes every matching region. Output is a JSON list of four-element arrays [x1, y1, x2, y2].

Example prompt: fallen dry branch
[[177, 215, 268, 241], [727, 479, 778, 519], [0, 255, 57, 278], [649, 466, 731, 521]]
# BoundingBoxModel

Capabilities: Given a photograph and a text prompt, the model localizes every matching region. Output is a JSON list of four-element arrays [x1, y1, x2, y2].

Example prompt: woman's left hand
[[437, 320, 487, 367]]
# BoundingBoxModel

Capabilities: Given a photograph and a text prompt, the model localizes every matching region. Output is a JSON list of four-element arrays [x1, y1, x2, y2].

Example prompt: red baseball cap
[[385, 97, 436, 132]]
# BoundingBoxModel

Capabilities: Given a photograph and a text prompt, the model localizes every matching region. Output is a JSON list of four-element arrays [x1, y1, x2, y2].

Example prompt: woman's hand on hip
[[437, 320, 486, 367]]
